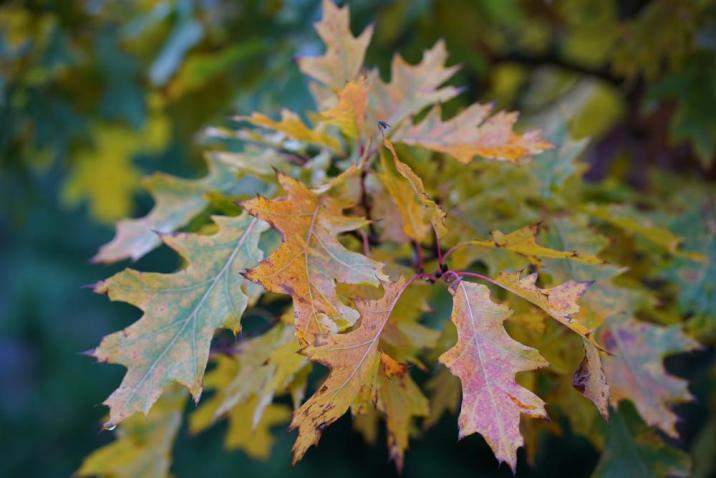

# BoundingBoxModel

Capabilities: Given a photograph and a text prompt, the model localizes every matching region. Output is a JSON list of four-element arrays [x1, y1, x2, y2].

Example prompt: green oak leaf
[[91, 213, 268, 427], [94, 150, 277, 264]]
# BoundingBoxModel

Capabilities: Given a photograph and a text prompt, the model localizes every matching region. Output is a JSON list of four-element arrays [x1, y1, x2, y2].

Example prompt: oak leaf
[[598, 316, 701, 437], [290, 278, 408, 463], [395, 104, 552, 163], [376, 354, 429, 470], [593, 403, 691, 478], [459, 225, 604, 265], [243, 109, 341, 152], [368, 40, 461, 128], [379, 138, 446, 241], [224, 398, 292, 460], [572, 339, 610, 419], [317, 77, 368, 139], [297, 0, 373, 92], [91, 214, 268, 427], [440, 281, 547, 472], [242, 170, 386, 342], [493, 271, 595, 340], [94, 153, 257, 264]]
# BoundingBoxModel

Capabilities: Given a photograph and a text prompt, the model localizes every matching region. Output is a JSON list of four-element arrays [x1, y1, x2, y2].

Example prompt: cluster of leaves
[[80, 1, 714, 477]]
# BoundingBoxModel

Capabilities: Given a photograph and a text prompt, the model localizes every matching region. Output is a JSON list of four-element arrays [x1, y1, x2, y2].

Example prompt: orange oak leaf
[[440, 281, 547, 472], [92, 214, 268, 427], [395, 104, 552, 163], [242, 170, 386, 343], [298, 0, 373, 92], [317, 77, 368, 139], [598, 317, 701, 437], [290, 278, 409, 463]]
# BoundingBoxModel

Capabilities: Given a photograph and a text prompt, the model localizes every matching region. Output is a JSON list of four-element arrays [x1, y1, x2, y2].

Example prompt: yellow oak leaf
[[242, 170, 386, 343], [290, 278, 409, 463], [423, 367, 461, 430], [493, 271, 595, 341], [317, 77, 368, 139], [379, 138, 446, 241], [298, 0, 373, 92], [91, 214, 268, 427], [376, 355, 429, 471], [243, 109, 341, 152], [212, 324, 308, 423], [77, 386, 186, 478], [224, 398, 292, 460], [457, 225, 604, 264], [63, 114, 169, 223], [395, 104, 552, 163], [440, 282, 547, 472]]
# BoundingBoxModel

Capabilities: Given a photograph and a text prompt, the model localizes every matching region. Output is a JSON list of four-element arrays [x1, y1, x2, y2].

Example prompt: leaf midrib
[[121, 218, 258, 413]]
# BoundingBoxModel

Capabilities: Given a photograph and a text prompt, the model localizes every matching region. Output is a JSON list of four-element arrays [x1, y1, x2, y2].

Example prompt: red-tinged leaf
[[440, 281, 548, 472]]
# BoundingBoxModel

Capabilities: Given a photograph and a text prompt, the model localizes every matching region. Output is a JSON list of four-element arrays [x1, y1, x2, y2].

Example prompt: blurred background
[[1, 0, 715, 477]]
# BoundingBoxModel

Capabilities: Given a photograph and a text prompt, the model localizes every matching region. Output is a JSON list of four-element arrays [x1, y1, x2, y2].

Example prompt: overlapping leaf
[[290, 278, 407, 463], [91, 214, 267, 427], [379, 138, 446, 241], [493, 271, 595, 340], [94, 153, 262, 263], [376, 354, 429, 471], [242, 170, 386, 342], [243, 110, 341, 152], [317, 78, 368, 139], [593, 404, 691, 478], [572, 339, 610, 419], [440, 282, 547, 472]]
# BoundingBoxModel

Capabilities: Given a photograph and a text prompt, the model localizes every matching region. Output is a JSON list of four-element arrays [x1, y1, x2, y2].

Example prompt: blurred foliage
[[0, 0, 715, 477]]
